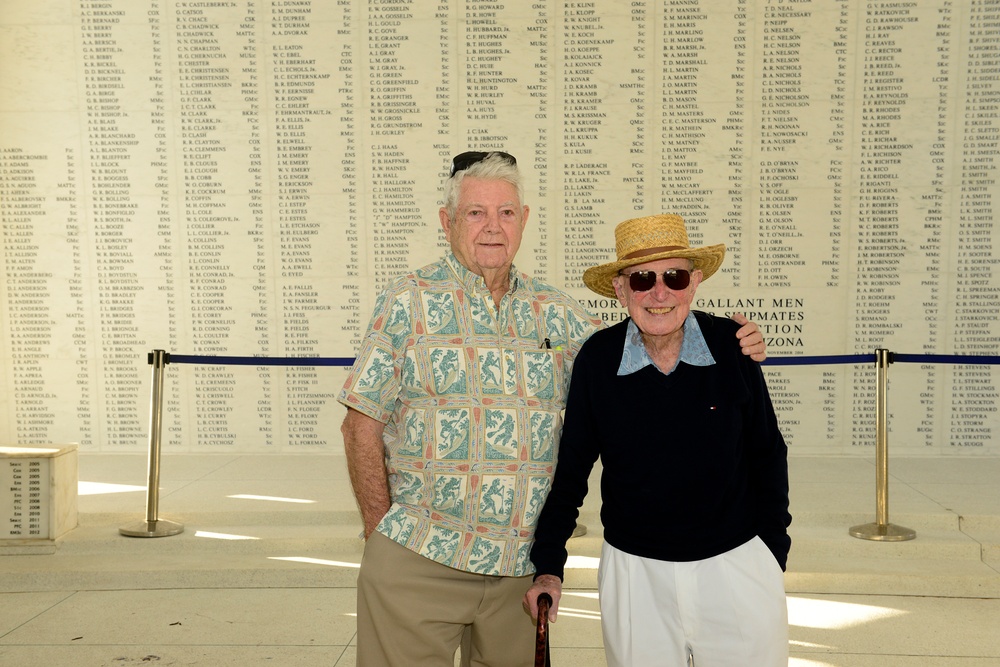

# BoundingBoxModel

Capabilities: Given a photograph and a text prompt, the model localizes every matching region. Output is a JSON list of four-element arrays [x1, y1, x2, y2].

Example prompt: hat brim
[[582, 244, 726, 298]]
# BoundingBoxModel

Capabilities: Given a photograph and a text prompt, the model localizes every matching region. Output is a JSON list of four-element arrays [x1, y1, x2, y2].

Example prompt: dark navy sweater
[[530, 312, 792, 580]]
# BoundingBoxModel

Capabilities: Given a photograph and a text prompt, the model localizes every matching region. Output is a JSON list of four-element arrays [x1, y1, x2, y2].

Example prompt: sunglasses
[[622, 268, 691, 292], [450, 151, 517, 177]]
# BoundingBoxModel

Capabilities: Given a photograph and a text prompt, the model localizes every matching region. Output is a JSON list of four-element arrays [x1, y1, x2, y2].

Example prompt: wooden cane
[[534, 592, 552, 667]]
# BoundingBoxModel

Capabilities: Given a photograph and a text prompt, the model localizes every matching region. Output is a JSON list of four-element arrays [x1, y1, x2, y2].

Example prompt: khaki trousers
[[356, 531, 536, 667]]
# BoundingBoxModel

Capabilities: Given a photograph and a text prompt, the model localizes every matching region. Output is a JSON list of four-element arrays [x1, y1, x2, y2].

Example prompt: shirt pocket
[[521, 349, 556, 401]]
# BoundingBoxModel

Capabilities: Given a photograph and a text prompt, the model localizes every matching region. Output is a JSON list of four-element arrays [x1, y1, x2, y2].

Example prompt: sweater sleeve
[[739, 343, 792, 570], [529, 336, 605, 580], [698, 312, 791, 571]]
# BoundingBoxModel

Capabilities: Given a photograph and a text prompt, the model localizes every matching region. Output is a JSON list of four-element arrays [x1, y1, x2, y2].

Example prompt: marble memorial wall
[[1, 0, 997, 455]]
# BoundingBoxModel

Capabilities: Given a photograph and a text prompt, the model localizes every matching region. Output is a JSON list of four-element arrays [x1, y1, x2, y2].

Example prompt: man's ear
[[689, 268, 704, 291], [439, 207, 452, 239], [612, 276, 628, 309]]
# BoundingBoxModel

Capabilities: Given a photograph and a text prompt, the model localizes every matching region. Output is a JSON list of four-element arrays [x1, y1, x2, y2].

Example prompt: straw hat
[[582, 214, 726, 298]]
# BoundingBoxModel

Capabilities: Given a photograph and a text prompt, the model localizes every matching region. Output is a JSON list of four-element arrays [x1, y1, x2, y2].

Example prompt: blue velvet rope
[[762, 353, 1000, 366], [159, 353, 1000, 368], [761, 354, 873, 366], [892, 353, 1000, 365]]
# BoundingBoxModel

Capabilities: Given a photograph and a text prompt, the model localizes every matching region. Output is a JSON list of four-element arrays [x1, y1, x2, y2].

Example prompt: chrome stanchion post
[[120, 349, 184, 537], [850, 348, 915, 541]]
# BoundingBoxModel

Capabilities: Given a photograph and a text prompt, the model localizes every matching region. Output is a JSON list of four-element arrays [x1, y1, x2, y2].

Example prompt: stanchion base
[[849, 522, 916, 542], [119, 519, 185, 538]]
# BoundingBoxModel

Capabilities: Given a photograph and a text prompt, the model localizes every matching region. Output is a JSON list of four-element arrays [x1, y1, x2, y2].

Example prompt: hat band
[[620, 245, 686, 261]]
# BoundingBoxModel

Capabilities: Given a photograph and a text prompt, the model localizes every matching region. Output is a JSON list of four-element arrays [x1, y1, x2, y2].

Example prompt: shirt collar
[[444, 251, 520, 295], [617, 311, 715, 376]]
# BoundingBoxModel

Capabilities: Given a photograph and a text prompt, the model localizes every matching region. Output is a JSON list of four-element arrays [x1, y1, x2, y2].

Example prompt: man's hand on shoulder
[[731, 312, 767, 362]]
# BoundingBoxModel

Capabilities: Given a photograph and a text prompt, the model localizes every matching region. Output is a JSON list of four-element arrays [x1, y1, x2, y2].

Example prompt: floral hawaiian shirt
[[338, 252, 604, 576]]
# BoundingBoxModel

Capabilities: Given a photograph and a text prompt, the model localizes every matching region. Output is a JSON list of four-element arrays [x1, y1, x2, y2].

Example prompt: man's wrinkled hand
[[731, 312, 767, 362], [523, 574, 563, 622]]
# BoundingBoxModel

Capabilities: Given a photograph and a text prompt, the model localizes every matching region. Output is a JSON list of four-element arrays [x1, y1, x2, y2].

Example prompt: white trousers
[[597, 537, 788, 667]]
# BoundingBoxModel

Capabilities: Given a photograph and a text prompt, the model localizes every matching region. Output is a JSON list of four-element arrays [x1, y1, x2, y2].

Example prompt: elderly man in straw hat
[[524, 214, 791, 666]]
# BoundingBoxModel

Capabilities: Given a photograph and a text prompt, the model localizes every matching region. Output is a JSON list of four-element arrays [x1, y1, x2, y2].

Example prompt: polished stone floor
[[1, 453, 998, 666]]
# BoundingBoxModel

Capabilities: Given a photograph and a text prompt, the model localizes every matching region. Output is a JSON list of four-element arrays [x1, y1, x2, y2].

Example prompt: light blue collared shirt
[[617, 312, 716, 376]]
